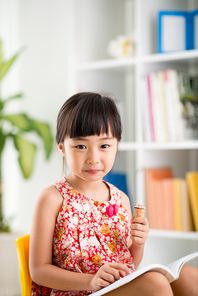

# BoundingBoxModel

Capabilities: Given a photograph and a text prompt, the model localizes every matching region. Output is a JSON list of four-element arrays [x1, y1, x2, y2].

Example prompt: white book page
[[162, 15, 186, 51], [91, 264, 175, 296], [167, 251, 198, 279]]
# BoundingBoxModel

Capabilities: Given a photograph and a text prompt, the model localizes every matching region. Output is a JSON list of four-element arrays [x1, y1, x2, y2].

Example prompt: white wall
[[1, 0, 75, 234]]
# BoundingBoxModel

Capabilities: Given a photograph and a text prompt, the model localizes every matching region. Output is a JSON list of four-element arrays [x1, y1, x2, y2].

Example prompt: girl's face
[[59, 131, 118, 183]]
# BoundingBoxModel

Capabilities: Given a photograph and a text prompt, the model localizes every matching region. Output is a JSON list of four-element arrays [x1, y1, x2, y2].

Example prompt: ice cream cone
[[134, 204, 146, 218]]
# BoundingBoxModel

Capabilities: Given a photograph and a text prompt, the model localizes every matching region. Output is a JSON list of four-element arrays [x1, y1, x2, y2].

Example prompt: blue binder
[[103, 171, 133, 209], [158, 10, 198, 53]]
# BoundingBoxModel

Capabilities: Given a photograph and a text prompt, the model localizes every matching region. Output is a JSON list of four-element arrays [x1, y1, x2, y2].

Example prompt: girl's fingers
[[96, 278, 112, 289], [131, 216, 148, 225], [102, 272, 117, 283], [99, 263, 131, 283], [130, 217, 149, 245], [108, 262, 131, 275], [119, 270, 127, 277]]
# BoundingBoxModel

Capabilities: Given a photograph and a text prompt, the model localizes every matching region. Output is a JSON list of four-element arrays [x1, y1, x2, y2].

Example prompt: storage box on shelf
[[73, 0, 198, 265]]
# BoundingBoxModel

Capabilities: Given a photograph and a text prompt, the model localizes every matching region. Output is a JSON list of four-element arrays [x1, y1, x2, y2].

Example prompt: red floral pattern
[[31, 178, 135, 296]]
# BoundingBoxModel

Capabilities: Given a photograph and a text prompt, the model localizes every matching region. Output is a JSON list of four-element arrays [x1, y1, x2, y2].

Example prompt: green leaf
[[0, 40, 2, 66], [30, 120, 53, 159], [13, 135, 36, 179], [0, 129, 6, 154], [0, 93, 23, 111], [4, 113, 32, 132], [3, 93, 23, 103], [0, 51, 21, 81]]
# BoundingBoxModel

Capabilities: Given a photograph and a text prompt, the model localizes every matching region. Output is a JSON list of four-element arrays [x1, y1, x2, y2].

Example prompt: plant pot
[[0, 233, 21, 296]]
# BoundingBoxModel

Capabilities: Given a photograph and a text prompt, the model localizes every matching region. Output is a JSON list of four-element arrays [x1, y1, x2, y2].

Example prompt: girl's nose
[[86, 150, 99, 165]]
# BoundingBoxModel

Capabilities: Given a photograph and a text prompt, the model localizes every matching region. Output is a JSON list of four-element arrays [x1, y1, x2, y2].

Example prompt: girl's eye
[[76, 145, 86, 149], [101, 144, 109, 149]]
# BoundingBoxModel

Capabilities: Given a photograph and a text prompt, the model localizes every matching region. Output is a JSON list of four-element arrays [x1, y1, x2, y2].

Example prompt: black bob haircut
[[56, 92, 122, 144]]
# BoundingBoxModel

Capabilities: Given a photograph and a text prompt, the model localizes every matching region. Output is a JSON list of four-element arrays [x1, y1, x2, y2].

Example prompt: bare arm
[[29, 186, 131, 292], [29, 185, 94, 291], [120, 191, 149, 269]]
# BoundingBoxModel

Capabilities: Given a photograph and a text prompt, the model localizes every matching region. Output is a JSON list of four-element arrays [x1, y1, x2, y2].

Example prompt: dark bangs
[[56, 92, 122, 143]]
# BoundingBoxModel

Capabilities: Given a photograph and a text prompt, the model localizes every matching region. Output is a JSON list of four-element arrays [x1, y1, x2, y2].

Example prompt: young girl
[[30, 92, 198, 296]]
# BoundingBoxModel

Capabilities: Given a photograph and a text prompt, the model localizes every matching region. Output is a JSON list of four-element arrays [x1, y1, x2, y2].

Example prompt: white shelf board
[[76, 57, 137, 71], [149, 229, 198, 240], [76, 50, 198, 71], [119, 140, 198, 151], [141, 49, 198, 64]]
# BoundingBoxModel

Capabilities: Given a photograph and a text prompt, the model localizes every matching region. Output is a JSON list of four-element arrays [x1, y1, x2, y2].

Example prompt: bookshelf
[[72, 0, 198, 265], [76, 49, 198, 71]]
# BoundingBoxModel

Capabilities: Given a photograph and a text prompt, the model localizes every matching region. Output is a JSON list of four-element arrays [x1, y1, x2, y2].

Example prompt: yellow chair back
[[15, 234, 31, 296]]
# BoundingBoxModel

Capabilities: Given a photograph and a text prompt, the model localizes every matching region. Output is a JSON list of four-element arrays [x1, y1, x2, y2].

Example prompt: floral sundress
[[31, 177, 135, 296]]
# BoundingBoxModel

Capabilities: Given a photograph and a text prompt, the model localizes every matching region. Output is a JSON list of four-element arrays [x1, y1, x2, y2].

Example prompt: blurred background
[[0, 0, 198, 295], [0, 0, 73, 234]]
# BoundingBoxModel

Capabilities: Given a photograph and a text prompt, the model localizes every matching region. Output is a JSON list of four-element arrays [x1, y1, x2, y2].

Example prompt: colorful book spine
[[173, 179, 183, 231], [179, 179, 194, 232], [141, 69, 198, 142], [157, 71, 169, 142], [144, 168, 173, 229], [144, 169, 195, 231], [163, 69, 176, 141], [141, 76, 152, 142], [147, 74, 155, 141], [186, 172, 198, 232]]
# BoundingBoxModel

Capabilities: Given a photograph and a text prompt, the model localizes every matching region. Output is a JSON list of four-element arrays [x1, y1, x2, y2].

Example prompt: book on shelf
[[144, 168, 194, 231], [173, 179, 194, 232], [173, 179, 182, 231], [147, 74, 155, 141], [186, 172, 198, 232], [158, 178, 175, 230], [168, 70, 184, 141], [157, 71, 169, 141], [163, 69, 177, 142], [149, 72, 164, 142], [158, 10, 198, 53], [91, 251, 198, 296], [144, 168, 173, 229], [141, 76, 152, 142], [178, 179, 194, 232], [141, 69, 198, 142]]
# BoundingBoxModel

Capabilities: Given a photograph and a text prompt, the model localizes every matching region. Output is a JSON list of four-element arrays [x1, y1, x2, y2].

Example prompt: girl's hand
[[130, 215, 149, 247], [90, 262, 131, 291]]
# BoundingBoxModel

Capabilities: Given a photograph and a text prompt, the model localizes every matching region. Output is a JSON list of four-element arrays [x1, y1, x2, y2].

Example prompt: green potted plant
[[0, 40, 54, 232]]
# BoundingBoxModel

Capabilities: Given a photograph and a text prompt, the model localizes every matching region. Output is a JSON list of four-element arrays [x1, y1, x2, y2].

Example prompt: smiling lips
[[86, 169, 100, 175]]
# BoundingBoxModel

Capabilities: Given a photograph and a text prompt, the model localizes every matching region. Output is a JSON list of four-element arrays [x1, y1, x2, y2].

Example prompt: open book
[[91, 251, 198, 296]]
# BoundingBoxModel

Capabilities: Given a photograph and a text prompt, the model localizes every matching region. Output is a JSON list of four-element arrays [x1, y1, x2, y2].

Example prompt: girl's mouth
[[86, 170, 100, 175]]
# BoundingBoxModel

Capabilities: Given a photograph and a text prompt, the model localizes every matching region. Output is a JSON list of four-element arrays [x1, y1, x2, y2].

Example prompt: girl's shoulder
[[120, 190, 131, 212], [35, 183, 64, 217], [53, 177, 74, 198], [39, 182, 63, 200]]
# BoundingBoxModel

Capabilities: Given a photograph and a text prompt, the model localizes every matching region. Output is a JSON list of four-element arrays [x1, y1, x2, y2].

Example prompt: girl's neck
[[66, 173, 110, 202]]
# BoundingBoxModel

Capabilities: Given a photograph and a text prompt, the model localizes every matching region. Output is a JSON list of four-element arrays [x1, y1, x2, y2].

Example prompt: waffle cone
[[134, 207, 145, 218]]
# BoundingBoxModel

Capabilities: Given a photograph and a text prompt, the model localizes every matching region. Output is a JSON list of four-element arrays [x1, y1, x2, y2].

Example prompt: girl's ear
[[58, 143, 65, 157]]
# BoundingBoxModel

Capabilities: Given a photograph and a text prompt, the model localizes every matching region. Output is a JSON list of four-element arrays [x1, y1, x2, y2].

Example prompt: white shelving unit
[[73, 0, 198, 267]]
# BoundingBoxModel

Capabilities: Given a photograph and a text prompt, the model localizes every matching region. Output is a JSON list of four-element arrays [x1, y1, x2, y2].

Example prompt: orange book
[[151, 180, 163, 229], [179, 179, 194, 232], [160, 178, 175, 230], [173, 179, 182, 231], [186, 172, 198, 232], [144, 168, 173, 229]]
